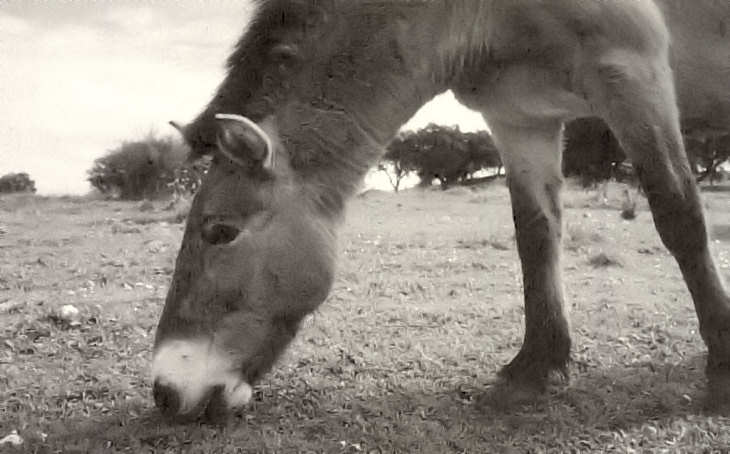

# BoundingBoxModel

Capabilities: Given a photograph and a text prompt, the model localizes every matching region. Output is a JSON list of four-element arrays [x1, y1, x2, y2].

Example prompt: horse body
[[152, 0, 730, 420], [660, 0, 730, 134]]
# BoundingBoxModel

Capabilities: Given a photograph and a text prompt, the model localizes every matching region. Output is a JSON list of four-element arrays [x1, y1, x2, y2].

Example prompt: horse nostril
[[153, 380, 181, 417]]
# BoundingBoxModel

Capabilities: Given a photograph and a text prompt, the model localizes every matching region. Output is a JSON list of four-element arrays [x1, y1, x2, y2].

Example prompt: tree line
[[1, 119, 727, 197], [562, 118, 730, 188], [380, 119, 730, 191]]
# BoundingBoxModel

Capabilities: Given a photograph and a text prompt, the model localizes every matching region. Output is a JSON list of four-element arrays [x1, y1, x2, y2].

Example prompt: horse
[[151, 0, 730, 420]]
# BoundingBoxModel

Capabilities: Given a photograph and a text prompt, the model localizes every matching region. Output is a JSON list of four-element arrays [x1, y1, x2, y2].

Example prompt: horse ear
[[168, 120, 186, 136], [169, 120, 205, 163], [214, 114, 274, 170]]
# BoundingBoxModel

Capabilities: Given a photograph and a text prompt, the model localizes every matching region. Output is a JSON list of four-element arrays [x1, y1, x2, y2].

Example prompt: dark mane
[[183, 0, 328, 158], [183, 0, 437, 160]]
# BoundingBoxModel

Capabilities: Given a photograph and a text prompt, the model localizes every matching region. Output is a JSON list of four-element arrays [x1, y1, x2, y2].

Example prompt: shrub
[[0, 172, 36, 194], [88, 133, 205, 200]]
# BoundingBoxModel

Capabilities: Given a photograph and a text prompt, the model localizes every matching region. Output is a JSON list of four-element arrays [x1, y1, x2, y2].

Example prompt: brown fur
[[155, 0, 730, 419]]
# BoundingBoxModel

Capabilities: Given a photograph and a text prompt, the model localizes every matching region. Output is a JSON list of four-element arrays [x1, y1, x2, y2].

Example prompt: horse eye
[[202, 223, 240, 245]]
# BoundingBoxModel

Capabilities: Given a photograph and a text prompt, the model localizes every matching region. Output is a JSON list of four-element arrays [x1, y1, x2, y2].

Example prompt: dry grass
[[2, 184, 730, 452], [565, 222, 606, 252], [562, 180, 647, 212], [588, 251, 624, 268]]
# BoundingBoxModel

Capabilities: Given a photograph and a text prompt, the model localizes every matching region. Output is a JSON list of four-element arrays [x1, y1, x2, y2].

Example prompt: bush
[[88, 133, 206, 200], [0, 172, 36, 194]]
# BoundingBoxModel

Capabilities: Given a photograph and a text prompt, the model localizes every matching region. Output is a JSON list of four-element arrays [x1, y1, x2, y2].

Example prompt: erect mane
[[182, 0, 309, 159], [181, 0, 477, 162]]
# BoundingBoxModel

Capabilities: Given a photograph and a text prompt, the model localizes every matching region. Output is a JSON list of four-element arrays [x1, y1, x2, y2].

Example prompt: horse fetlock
[[701, 311, 730, 405], [498, 332, 572, 390], [705, 324, 730, 365], [486, 353, 568, 410]]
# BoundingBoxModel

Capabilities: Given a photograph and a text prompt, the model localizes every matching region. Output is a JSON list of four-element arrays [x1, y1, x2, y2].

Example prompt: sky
[[0, 1, 487, 195]]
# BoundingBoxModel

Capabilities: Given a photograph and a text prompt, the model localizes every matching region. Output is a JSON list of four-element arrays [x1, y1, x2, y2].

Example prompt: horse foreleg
[[486, 119, 571, 404], [586, 50, 730, 406]]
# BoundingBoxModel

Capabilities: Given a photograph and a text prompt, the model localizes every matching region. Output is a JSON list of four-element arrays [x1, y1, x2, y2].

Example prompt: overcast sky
[[0, 1, 487, 195]]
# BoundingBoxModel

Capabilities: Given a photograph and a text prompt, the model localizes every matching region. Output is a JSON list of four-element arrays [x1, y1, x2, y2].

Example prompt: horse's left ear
[[169, 120, 186, 135], [169, 120, 203, 163], [214, 114, 274, 171]]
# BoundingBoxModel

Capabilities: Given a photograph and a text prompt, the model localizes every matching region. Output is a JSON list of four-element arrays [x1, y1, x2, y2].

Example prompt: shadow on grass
[[29, 354, 726, 453]]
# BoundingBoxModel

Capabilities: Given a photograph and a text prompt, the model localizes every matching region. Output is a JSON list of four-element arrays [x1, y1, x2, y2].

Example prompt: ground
[[1, 180, 730, 453]]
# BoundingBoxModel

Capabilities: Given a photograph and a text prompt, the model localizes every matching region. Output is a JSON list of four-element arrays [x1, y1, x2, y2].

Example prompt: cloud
[[0, 3, 252, 194], [0, 1, 487, 195], [0, 11, 31, 35], [101, 6, 157, 31]]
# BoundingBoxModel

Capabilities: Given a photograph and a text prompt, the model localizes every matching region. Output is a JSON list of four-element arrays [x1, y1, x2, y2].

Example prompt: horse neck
[[292, 1, 492, 218], [295, 4, 466, 217], [297, 71, 441, 217]]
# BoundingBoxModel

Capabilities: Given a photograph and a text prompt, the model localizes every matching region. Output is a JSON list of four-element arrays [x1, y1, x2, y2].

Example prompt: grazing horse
[[152, 0, 730, 420]]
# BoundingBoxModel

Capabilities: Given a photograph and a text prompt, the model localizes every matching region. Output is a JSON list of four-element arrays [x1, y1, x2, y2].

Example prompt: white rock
[[0, 300, 22, 313], [0, 430, 23, 447], [59, 304, 80, 320]]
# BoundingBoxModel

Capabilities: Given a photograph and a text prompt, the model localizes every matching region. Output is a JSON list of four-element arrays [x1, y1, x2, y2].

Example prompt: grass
[[588, 251, 624, 268], [1, 184, 730, 452]]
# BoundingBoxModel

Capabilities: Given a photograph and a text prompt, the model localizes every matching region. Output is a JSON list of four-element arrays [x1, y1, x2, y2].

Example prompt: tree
[[684, 132, 730, 185], [562, 117, 629, 187], [88, 132, 202, 200], [464, 130, 502, 177], [381, 124, 501, 190], [379, 131, 420, 192], [0, 172, 36, 194], [563, 117, 730, 187]]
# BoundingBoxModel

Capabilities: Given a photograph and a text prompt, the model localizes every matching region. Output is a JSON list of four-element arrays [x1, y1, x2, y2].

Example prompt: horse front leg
[[585, 50, 730, 406], [486, 119, 571, 405]]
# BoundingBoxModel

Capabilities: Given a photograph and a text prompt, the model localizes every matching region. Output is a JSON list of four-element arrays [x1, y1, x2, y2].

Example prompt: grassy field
[[2, 180, 730, 453]]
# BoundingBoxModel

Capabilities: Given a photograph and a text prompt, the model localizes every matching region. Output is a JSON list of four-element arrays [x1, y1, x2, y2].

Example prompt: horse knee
[[509, 178, 563, 240]]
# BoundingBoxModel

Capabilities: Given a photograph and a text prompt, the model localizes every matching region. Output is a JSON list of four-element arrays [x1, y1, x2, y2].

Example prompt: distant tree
[[88, 132, 201, 200], [464, 130, 502, 177], [416, 124, 469, 188], [563, 117, 629, 187], [0, 172, 36, 194], [381, 124, 501, 190], [684, 132, 730, 185], [379, 131, 419, 192], [563, 117, 730, 188]]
